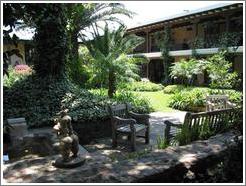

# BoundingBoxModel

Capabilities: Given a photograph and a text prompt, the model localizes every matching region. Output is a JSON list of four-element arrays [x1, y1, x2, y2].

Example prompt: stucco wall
[[172, 26, 195, 49], [3, 43, 26, 66]]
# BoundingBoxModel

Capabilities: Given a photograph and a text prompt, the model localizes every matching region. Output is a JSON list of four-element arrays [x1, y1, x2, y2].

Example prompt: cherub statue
[[53, 109, 79, 162]]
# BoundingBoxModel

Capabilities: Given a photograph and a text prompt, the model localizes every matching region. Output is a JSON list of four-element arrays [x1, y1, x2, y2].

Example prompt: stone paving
[[149, 111, 187, 145], [4, 111, 242, 183], [83, 111, 187, 155], [4, 111, 187, 169], [3, 131, 241, 183]]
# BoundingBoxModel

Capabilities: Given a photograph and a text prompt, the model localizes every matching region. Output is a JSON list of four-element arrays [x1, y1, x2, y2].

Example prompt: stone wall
[[3, 131, 242, 183], [72, 119, 111, 144]]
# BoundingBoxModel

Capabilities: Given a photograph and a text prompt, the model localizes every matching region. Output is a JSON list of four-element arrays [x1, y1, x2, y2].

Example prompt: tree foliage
[[170, 52, 239, 89], [3, 3, 25, 41], [170, 58, 205, 85], [84, 25, 145, 97], [66, 3, 133, 63], [28, 4, 68, 77], [205, 51, 239, 89]]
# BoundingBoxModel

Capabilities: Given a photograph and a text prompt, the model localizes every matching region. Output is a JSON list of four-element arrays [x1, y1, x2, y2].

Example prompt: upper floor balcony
[[133, 32, 243, 54], [129, 3, 243, 56]]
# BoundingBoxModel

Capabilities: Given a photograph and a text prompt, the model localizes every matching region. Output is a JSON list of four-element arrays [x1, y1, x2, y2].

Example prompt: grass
[[90, 88, 175, 112], [133, 91, 175, 112]]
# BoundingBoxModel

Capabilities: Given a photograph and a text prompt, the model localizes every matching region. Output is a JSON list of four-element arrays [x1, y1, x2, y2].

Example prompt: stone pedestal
[[53, 155, 86, 168], [7, 118, 28, 146]]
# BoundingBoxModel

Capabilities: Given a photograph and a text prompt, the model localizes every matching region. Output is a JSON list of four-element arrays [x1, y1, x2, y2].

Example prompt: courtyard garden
[[2, 2, 243, 184]]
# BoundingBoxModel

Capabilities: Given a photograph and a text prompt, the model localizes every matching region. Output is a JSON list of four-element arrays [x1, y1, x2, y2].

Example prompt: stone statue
[[53, 109, 84, 168]]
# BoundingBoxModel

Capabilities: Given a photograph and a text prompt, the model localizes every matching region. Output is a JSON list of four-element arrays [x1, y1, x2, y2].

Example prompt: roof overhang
[[127, 3, 243, 33]]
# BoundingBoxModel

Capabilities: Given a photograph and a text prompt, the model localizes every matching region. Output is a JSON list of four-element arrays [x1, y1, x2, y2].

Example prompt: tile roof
[[127, 3, 242, 31]]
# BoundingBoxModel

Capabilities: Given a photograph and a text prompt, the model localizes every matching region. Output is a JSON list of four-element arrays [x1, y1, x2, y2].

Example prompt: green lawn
[[133, 91, 175, 112], [89, 88, 175, 112]]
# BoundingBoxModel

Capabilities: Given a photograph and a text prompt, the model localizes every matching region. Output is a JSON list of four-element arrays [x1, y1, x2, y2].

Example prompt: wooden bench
[[164, 107, 242, 143], [108, 104, 150, 151], [206, 95, 236, 112]]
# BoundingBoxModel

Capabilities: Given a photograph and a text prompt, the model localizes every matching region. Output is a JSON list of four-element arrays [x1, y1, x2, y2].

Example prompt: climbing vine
[[191, 37, 204, 58], [154, 26, 174, 84], [31, 4, 68, 77]]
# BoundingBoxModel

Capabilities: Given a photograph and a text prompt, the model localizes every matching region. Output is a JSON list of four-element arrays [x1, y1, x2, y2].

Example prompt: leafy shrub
[[3, 75, 106, 127], [4, 75, 152, 128], [120, 81, 163, 92], [170, 58, 205, 85], [169, 87, 242, 111], [169, 52, 240, 89], [198, 120, 217, 140], [112, 90, 154, 113], [174, 121, 217, 146], [3, 67, 31, 88], [169, 92, 191, 111], [163, 84, 186, 94], [205, 51, 240, 89], [169, 88, 206, 111], [67, 57, 91, 88], [208, 89, 242, 105], [156, 135, 169, 149], [90, 89, 154, 113], [174, 125, 198, 146]]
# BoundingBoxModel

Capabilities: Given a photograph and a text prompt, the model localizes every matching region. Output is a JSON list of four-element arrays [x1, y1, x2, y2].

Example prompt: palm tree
[[84, 25, 144, 97], [66, 3, 134, 63]]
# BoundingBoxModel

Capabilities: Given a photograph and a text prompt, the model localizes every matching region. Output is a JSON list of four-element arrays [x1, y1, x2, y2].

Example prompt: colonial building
[[3, 27, 35, 67], [127, 3, 243, 83], [3, 39, 33, 66]]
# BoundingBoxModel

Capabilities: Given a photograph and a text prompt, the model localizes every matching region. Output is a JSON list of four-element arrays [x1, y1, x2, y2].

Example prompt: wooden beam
[[193, 21, 198, 37], [225, 15, 230, 32], [146, 31, 149, 53]]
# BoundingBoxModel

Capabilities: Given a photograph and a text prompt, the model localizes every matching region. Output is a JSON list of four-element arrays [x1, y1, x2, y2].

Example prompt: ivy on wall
[[154, 26, 174, 84]]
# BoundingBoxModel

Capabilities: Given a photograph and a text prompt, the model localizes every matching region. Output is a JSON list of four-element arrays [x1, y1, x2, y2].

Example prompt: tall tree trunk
[[33, 4, 67, 77], [108, 70, 116, 98], [71, 31, 79, 63]]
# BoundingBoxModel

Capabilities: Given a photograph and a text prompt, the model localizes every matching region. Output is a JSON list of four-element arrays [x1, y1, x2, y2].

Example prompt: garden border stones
[[3, 130, 242, 183]]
